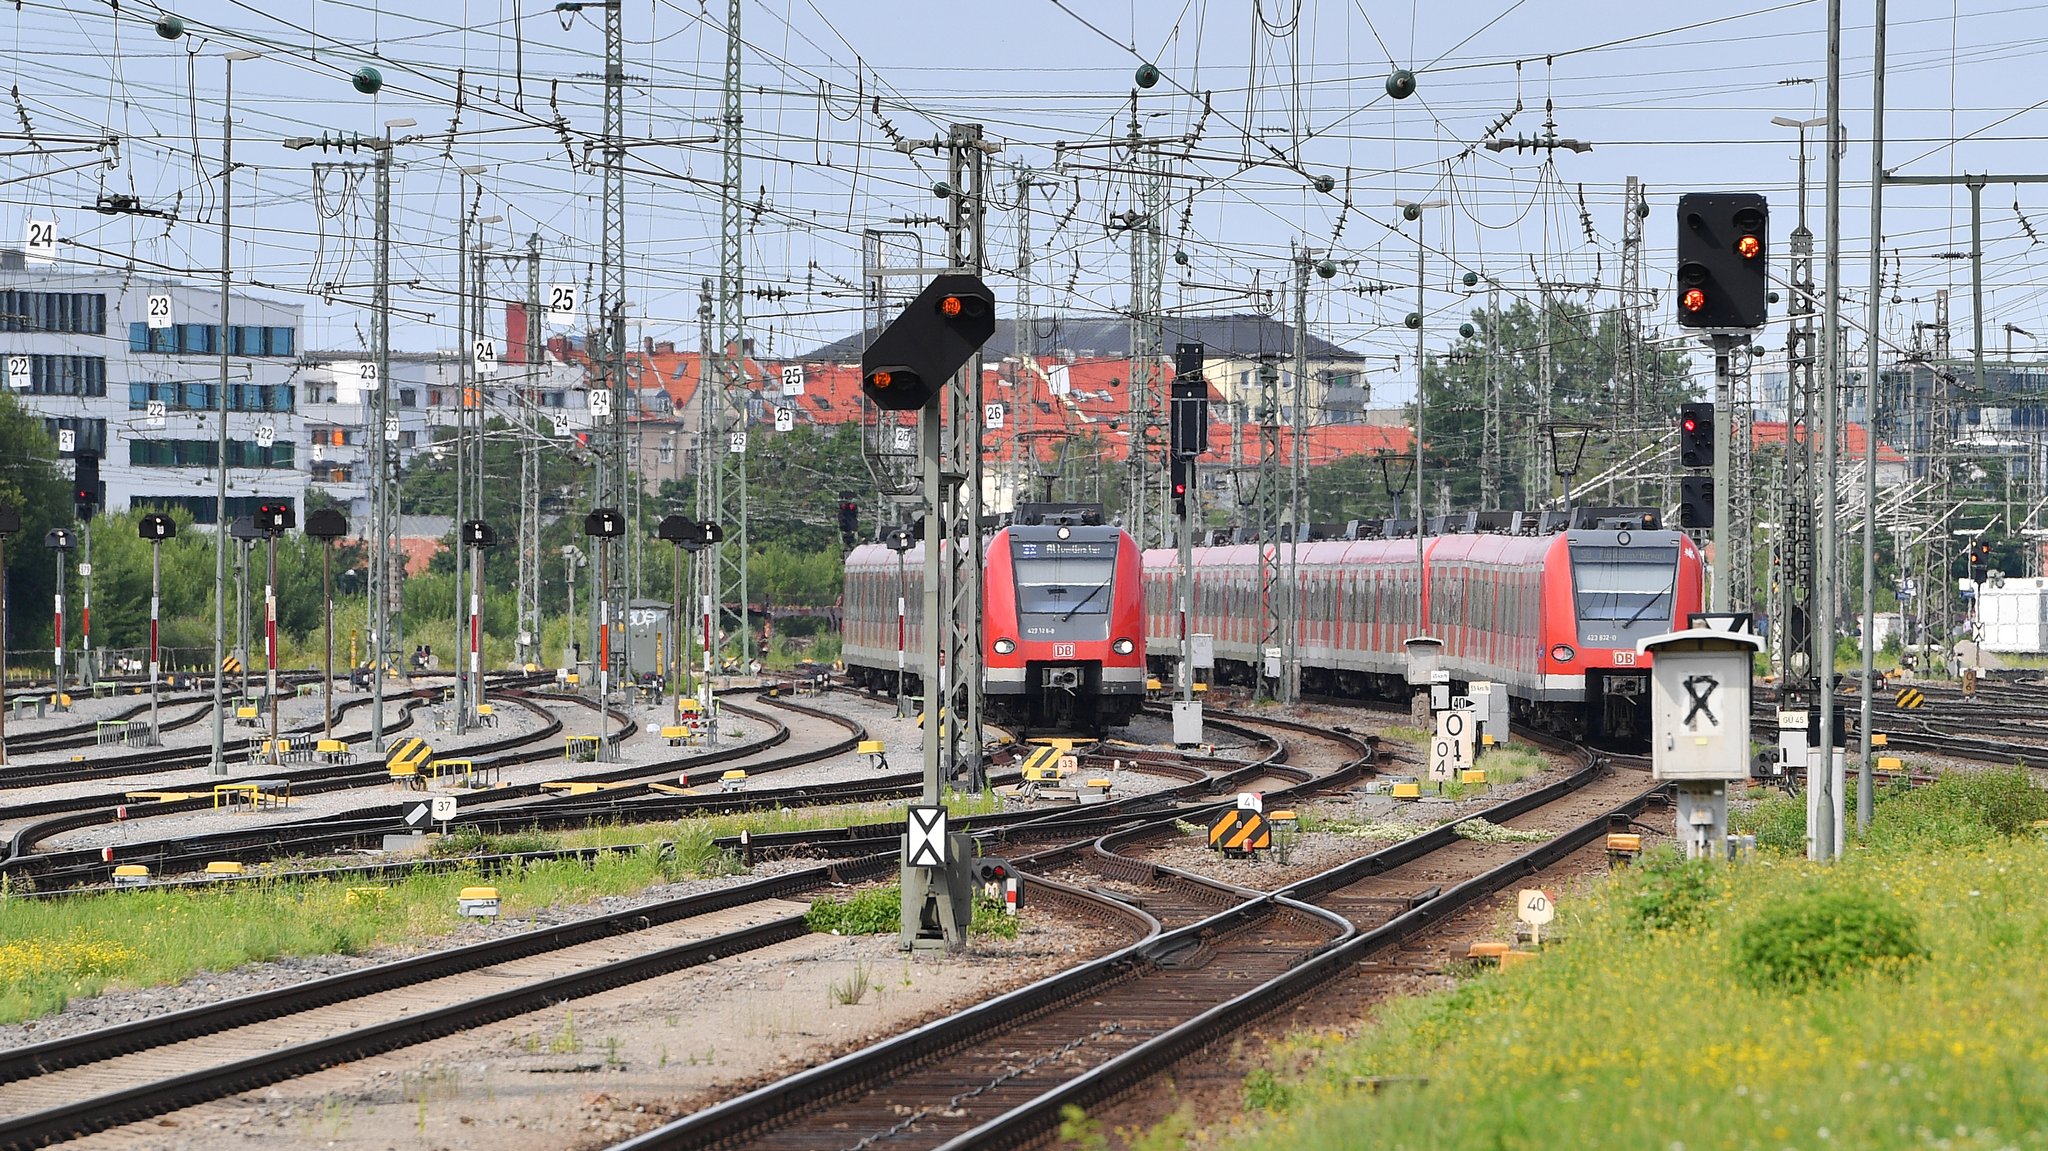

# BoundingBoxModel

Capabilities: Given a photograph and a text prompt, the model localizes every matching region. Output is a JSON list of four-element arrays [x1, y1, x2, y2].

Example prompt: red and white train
[[1142, 517, 1706, 740], [842, 510, 1147, 733]]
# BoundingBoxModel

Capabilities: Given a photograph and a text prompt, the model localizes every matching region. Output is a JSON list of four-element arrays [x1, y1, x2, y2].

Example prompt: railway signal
[[1170, 342, 1209, 457], [837, 492, 859, 546], [1678, 402, 1715, 469], [860, 273, 996, 411], [1676, 192, 1770, 330], [1171, 457, 1191, 518], [72, 453, 100, 521], [254, 501, 294, 534], [1680, 476, 1715, 529]]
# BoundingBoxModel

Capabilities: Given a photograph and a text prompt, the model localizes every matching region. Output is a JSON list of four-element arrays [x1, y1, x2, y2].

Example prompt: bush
[[1732, 790, 1807, 853], [1619, 847, 1722, 931], [1733, 887, 1926, 991], [1863, 767, 2048, 851], [806, 886, 903, 935]]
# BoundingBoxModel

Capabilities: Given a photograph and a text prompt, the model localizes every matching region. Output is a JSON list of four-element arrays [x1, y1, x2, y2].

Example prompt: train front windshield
[[1569, 544, 1680, 646], [1011, 538, 1118, 637]]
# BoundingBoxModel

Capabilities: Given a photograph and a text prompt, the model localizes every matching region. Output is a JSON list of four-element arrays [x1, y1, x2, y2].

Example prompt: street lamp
[[1395, 196, 1446, 680], [1544, 422, 1595, 522]]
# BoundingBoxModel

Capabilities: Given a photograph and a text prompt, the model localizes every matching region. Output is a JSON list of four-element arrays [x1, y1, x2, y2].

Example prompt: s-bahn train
[[1142, 511, 1706, 740], [841, 507, 1147, 733]]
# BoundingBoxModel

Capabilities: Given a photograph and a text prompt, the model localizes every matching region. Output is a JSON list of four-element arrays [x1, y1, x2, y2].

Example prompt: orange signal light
[[871, 370, 894, 388], [1735, 234, 1761, 259], [1681, 287, 1707, 313], [939, 296, 964, 317]]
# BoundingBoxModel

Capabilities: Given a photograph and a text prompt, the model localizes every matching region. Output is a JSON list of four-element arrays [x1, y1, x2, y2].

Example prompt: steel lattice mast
[[712, 0, 752, 670]]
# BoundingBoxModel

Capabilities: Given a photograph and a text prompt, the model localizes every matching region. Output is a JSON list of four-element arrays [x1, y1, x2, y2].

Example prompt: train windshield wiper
[[1620, 572, 1678, 630], [1061, 581, 1109, 621]]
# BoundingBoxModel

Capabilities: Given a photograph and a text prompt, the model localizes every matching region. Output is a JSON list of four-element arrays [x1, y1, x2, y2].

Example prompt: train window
[[1569, 544, 1680, 629], [1012, 553, 1116, 614]]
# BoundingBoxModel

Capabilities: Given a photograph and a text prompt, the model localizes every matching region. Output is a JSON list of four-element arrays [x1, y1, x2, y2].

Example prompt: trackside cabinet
[[1640, 629, 1764, 858]]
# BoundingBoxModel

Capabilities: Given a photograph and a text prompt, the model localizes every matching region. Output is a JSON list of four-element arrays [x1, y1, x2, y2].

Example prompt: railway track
[[611, 729, 1653, 1151]]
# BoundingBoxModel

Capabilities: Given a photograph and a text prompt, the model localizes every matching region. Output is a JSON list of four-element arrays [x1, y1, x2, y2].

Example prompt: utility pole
[[1619, 177, 1646, 504], [1255, 356, 1282, 702], [209, 49, 260, 775], [1284, 247, 1323, 704], [1774, 114, 1823, 734], [1728, 344, 1756, 611], [1115, 93, 1168, 546], [1818, 0, 1846, 861], [1480, 277, 1502, 507], [1858, 1, 1890, 834], [518, 233, 544, 669], [713, 0, 753, 671], [940, 123, 991, 787]]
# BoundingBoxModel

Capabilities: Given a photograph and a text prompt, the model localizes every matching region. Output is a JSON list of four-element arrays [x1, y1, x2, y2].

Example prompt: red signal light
[[1735, 234, 1761, 259], [870, 370, 893, 389], [939, 296, 963, 318], [1681, 415, 1698, 433], [1680, 287, 1707, 313]]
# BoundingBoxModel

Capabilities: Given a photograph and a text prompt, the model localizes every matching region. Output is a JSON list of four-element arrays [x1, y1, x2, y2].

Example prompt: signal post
[[862, 137, 998, 949]]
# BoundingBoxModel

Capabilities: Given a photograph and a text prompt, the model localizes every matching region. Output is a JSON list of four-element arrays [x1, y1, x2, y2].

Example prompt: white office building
[[1, 253, 305, 524]]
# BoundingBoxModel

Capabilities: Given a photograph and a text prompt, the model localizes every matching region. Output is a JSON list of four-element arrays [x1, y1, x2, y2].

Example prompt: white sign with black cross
[[906, 805, 948, 867], [1645, 630, 1763, 782], [780, 364, 804, 396], [1430, 707, 1475, 783]]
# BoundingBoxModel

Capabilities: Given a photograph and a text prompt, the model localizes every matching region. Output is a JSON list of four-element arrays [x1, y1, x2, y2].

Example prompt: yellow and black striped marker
[[1209, 809, 1271, 855], [221, 655, 242, 675], [386, 737, 433, 774], [1895, 687, 1925, 710]]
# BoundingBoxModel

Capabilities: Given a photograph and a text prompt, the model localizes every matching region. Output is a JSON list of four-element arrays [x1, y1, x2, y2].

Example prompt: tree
[[1412, 297, 1694, 511], [0, 393, 67, 651]]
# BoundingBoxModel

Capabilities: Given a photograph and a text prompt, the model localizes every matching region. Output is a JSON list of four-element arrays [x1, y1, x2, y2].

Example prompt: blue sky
[[5, 1, 2046, 403]]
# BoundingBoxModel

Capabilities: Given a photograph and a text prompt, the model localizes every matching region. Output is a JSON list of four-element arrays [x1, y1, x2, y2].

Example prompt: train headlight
[[1550, 644, 1576, 663], [1112, 638, 1135, 655], [993, 638, 1017, 655]]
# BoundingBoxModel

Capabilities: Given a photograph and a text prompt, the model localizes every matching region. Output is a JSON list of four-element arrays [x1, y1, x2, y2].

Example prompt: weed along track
[[615, 732, 1663, 1151], [0, 859, 894, 1150]]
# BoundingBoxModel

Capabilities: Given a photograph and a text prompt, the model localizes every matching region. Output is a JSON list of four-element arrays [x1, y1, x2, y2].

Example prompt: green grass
[[1206, 769, 2048, 1151], [0, 794, 1015, 1025], [806, 883, 1019, 940], [0, 847, 730, 1025]]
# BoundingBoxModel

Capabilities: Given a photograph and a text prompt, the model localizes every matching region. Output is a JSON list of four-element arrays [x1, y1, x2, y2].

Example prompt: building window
[[0, 290, 106, 334], [398, 430, 418, 448], [129, 323, 297, 357], [128, 438, 296, 469], [40, 417, 107, 454], [15, 354, 107, 396], [126, 380, 293, 413], [398, 389, 418, 409]]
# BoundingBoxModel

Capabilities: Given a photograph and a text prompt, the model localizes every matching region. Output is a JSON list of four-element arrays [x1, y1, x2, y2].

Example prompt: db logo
[[1053, 643, 1076, 658]]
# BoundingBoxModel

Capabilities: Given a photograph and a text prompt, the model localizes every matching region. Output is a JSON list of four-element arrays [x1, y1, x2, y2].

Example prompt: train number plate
[[1053, 643, 1076, 659], [1611, 651, 1636, 666]]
